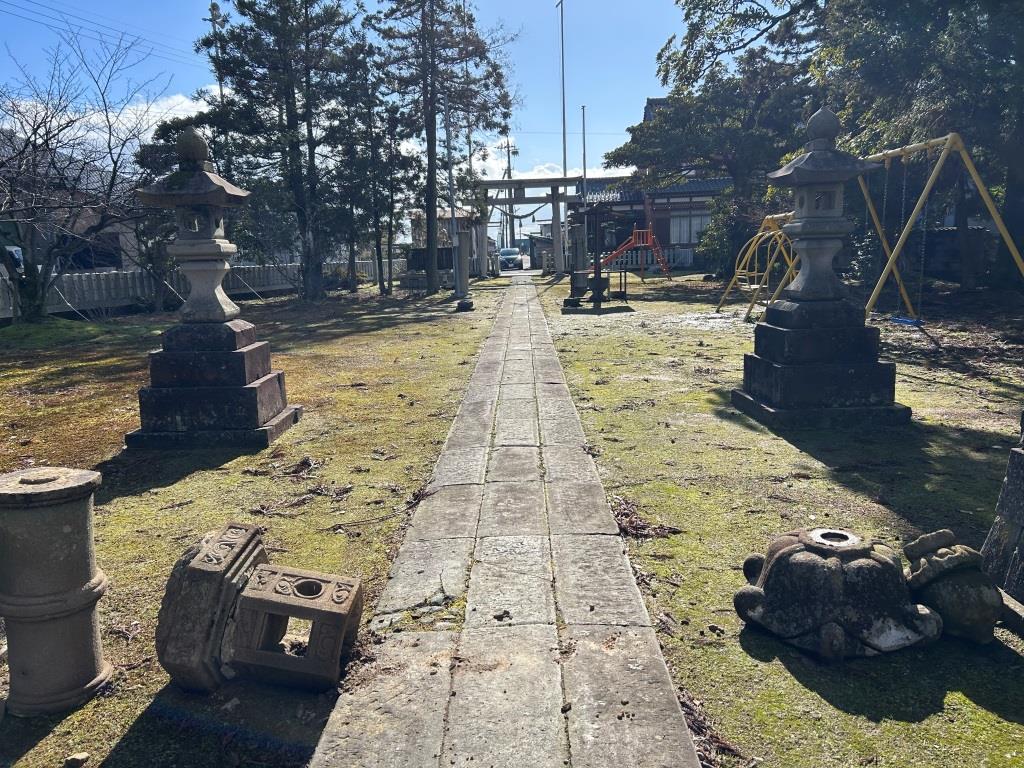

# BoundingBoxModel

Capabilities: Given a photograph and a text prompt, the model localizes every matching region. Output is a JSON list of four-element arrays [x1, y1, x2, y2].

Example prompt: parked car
[[499, 247, 524, 270]]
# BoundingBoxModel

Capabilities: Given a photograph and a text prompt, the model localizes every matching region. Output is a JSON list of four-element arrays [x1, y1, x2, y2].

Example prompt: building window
[[670, 214, 711, 245]]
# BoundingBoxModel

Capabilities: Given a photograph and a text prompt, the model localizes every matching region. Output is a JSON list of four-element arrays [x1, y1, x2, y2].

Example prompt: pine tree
[[196, 0, 356, 301], [373, 0, 512, 294]]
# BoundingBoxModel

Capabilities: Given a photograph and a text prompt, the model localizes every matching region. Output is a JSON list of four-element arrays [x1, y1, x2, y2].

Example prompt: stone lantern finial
[[805, 107, 841, 150], [176, 126, 212, 169]]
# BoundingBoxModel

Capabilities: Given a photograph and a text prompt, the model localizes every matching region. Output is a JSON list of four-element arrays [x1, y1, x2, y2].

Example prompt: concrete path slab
[[375, 538, 475, 617], [310, 631, 456, 768], [487, 446, 542, 483], [466, 535, 555, 627], [546, 482, 618, 535], [442, 625, 568, 768], [478, 480, 546, 537], [543, 445, 600, 483], [429, 446, 488, 488], [551, 534, 650, 626], [560, 625, 702, 768], [407, 484, 483, 541], [315, 278, 697, 768]]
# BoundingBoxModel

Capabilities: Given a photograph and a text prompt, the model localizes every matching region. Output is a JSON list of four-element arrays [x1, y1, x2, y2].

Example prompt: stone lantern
[[125, 128, 301, 450], [731, 108, 911, 428]]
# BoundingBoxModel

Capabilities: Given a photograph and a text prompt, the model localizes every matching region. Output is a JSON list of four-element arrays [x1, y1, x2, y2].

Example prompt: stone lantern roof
[[137, 127, 250, 209], [767, 107, 880, 187]]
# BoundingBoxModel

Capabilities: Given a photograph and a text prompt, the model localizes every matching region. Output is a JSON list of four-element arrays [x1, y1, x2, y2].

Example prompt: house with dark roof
[[565, 99, 734, 272], [567, 175, 732, 271]]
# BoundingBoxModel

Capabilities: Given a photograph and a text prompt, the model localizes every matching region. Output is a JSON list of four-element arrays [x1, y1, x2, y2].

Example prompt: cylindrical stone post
[[0, 467, 112, 716]]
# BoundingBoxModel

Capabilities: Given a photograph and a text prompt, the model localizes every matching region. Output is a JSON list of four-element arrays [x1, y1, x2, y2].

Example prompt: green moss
[[538, 275, 1024, 768]]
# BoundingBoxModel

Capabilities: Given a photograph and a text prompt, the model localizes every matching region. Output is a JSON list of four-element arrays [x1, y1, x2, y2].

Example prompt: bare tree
[[0, 35, 165, 322]]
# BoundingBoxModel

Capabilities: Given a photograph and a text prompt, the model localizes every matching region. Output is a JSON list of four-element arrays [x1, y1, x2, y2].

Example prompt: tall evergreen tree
[[373, 0, 512, 294], [196, 0, 357, 301]]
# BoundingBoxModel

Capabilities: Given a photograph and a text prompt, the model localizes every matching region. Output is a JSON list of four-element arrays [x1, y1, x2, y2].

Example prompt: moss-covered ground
[[537, 274, 1024, 768], [0, 281, 507, 768]]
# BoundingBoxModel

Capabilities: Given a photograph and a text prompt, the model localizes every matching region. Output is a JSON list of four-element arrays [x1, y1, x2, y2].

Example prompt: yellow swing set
[[715, 212, 795, 320], [860, 132, 1024, 318], [718, 132, 1024, 321]]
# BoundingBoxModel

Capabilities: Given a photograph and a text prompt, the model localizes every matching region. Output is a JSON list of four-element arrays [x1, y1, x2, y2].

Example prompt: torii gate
[[476, 176, 583, 273]]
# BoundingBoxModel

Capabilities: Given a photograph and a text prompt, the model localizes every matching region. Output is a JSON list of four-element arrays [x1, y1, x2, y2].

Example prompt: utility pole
[[497, 135, 518, 248], [556, 1, 568, 268], [583, 104, 601, 311], [444, 94, 472, 311]]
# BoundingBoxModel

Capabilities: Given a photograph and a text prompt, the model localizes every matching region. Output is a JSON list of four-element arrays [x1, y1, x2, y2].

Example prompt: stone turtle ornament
[[735, 528, 942, 660], [904, 529, 1003, 644]]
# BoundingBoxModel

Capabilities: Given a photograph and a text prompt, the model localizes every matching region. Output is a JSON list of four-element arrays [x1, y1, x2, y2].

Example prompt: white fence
[[0, 258, 408, 320]]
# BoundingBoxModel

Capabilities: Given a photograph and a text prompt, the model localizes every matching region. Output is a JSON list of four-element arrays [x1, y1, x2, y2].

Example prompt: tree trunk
[[955, 171, 976, 291], [347, 223, 357, 293], [387, 177, 396, 296], [423, 0, 440, 294], [1000, 150, 1024, 288]]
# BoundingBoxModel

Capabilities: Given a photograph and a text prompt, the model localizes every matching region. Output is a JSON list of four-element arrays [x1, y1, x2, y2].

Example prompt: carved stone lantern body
[[731, 108, 911, 428], [125, 128, 301, 450], [138, 127, 249, 323]]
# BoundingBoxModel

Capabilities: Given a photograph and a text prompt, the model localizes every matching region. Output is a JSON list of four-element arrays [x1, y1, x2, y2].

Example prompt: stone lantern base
[[125, 319, 302, 450], [731, 298, 911, 429]]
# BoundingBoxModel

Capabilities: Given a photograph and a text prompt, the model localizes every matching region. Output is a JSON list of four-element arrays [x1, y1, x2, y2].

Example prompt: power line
[[33, 0, 198, 48], [0, 0, 205, 66], [0, 3, 210, 71]]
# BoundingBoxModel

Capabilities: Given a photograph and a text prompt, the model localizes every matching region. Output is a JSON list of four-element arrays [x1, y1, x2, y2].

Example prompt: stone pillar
[[125, 127, 301, 450], [982, 414, 1024, 600], [0, 467, 112, 716], [552, 187, 565, 274], [731, 108, 911, 429], [455, 227, 473, 312]]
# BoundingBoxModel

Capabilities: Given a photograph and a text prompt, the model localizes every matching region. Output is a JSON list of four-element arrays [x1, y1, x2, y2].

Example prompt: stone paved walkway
[[312, 278, 700, 768]]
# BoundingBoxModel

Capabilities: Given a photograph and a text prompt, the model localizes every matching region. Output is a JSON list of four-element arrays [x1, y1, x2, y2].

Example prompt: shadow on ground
[[710, 389, 1014, 546], [94, 447, 255, 505], [739, 626, 1024, 725]]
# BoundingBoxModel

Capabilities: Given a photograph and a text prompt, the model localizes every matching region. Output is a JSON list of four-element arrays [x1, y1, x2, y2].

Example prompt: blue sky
[[0, 0, 685, 231]]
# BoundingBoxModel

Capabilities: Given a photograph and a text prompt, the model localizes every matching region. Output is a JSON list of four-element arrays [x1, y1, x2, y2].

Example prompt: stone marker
[[125, 127, 301, 450], [0, 467, 113, 716], [905, 529, 1003, 643], [982, 413, 1024, 601], [735, 527, 942, 659], [156, 522, 362, 693], [731, 107, 911, 428]]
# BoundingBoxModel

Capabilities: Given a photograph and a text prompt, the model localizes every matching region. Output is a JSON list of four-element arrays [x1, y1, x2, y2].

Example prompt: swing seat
[[889, 315, 923, 327]]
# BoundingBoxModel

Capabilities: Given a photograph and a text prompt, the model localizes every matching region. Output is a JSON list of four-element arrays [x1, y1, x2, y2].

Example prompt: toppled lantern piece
[[156, 522, 363, 692], [904, 529, 1003, 644], [735, 527, 942, 659]]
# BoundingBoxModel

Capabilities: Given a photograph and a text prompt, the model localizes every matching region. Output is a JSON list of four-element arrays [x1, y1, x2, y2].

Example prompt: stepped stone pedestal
[[731, 106, 910, 429], [732, 298, 911, 428], [125, 127, 300, 450]]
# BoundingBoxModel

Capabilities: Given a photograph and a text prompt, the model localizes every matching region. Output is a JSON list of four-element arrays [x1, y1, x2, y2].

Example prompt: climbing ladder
[[600, 227, 672, 278]]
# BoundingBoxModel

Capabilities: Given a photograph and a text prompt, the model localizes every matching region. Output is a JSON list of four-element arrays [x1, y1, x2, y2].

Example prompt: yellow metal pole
[[744, 232, 786, 321], [857, 175, 918, 318], [864, 137, 954, 317], [716, 232, 760, 312], [862, 135, 953, 163], [955, 137, 1024, 280]]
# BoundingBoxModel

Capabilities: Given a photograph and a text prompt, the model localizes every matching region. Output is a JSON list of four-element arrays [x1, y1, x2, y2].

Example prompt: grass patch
[[0, 280, 507, 767], [538, 274, 1024, 768]]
